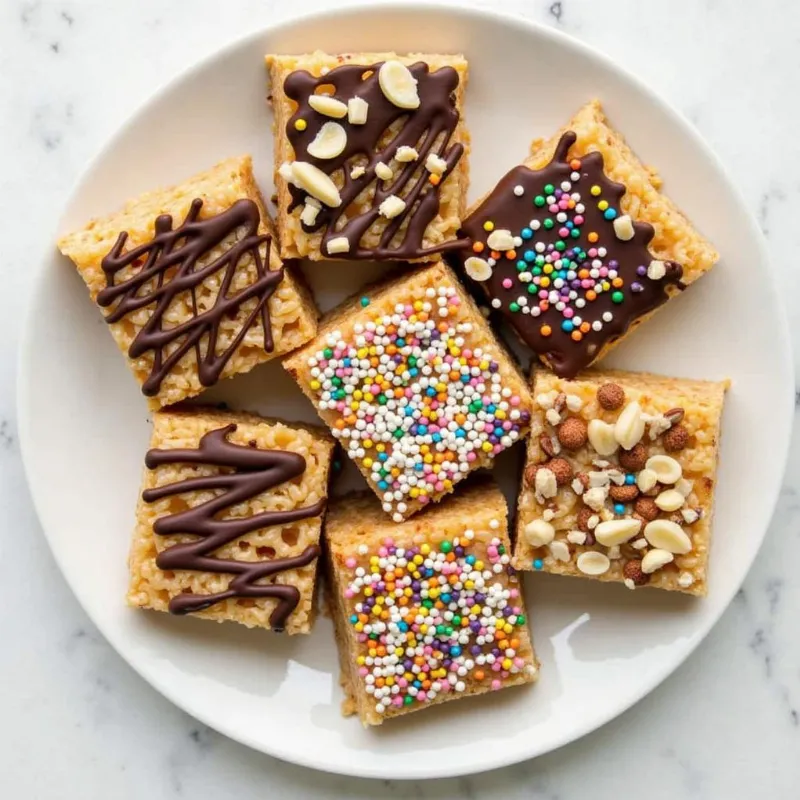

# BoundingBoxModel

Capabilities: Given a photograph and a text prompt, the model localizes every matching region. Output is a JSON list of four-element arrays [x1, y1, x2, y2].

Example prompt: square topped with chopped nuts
[[450, 100, 719, 379], [325, 481, 539, 726], [266, 51, 469, 261], [283, 261, 533, 521], [57, 156, 319, 409], [512, 367, 728, 596]]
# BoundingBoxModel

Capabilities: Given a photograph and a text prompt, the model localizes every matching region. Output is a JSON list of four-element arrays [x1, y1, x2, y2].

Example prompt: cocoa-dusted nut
[[524, 464, 541, 486], [618, 443, 648, 472], [623, 559, 649, 586], [597, 382, 625, 410], [609, 484, 640, 503], [547, 457, 573, 486], [539, 433, 556, 458], [557, 417, 588, 450], [634, 496, 660, 521], [577, 506, 594, 532], [663, 424, 689, 452]]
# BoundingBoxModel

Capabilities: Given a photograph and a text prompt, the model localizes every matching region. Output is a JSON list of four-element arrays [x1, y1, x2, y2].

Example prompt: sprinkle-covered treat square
[[325, 481, 539, 726], [266, 51, 469, 261], [283, 261, 533, 521], [57, 156, 319, 409], [127, 406, 334, 634], [452, 100, 718, 378], [512, 368, 728, 596]]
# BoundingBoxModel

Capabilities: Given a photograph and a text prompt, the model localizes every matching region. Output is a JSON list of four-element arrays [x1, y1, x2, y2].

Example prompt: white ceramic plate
[[18, 3, 793, 779]]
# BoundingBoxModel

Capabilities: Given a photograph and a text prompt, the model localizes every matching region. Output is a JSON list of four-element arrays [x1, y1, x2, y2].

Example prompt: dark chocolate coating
[[454, 133, 683, 378], [98, 199, 283, 397], [142, 424, 325, 631]]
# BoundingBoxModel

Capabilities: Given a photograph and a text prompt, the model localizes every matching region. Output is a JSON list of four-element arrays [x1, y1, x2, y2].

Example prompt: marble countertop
[[2, 0, 799, 797]]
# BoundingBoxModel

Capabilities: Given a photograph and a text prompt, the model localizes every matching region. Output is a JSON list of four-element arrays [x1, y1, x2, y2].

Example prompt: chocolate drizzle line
[[98, 199, 283, 397], [142, 424, 325, 631], [284, 62, 466, 259], [454, 132, 683, 378]]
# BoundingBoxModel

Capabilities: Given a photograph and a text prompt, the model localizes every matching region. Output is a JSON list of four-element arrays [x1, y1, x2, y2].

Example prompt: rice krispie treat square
[[266, 51, 469, 261], [452, 100, 719, 379], [58, 156, 318, 409], [127, 406, 334, 634], [283, 261, 533, 521], [326, 481, 539, 726], [512, 368, 728, 596]]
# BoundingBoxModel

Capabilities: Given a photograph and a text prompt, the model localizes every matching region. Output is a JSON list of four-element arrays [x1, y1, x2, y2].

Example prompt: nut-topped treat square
[[127, 406, 334, 634], [266, 51, 469, 261], [325, 481, 539, 726], [512, 368, 728, 596], [283, 261, 533, 521], [58, 156, 318, 409], [452, 100, 718, 378]]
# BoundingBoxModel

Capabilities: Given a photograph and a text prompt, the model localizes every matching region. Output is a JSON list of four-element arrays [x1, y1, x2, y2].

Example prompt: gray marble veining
[[1, 0, 799, 797]]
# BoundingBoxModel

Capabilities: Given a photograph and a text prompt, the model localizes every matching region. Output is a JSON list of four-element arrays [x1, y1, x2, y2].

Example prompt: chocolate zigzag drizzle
[[284, 62, 466, 259], [455, 132, 684, 378], [98, 199, 283, 397], [142, 424, 325, 631]]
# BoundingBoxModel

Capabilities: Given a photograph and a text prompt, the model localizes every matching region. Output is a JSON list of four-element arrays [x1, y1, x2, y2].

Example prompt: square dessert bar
[[58, 156, 318, 409], [512, 368, 728, 596], [127, 405, 334, 633], [283, 261, 533, 521], [325, 481, 538, 726], [266, 51, 469, 261], [452, 100, 719, 378]]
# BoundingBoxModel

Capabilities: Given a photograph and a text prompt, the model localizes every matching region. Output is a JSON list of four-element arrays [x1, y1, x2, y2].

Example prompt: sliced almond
[[641, 548, 674, 574], [645, 454, 682, 484], [486, 229, 516, 251], [567, 530, 587, 545], [594, 518, 642, 546], [347, 96, 369, 124], [425, 153, 448, 175], [549, 540, 571, 562], [290, 161, 341, 207], [583, 486, 608, 512], [681, 507, 700, 525], [350, 165, 366, 179], [306, 122, 347, 160], [577, 551, 610, 576], [675, 478, 694, 497], [523, 519, 555, 547], [300, 199, 321, 226], [636, 468, 658, 493], [395, 145, 419, 162], [534, 467, 558, 500], [644, 519, 692, 554], [588, 419, 619, 456], [378, 60, 420, 109], [464, 256, 492, 282], [613, 214, 635, 241], [378, 194, 406, 219], [308, 95, 348, 118], [655, 489, 685, 512], [326, 236, 350, 255], [614, 401, 645, 450]]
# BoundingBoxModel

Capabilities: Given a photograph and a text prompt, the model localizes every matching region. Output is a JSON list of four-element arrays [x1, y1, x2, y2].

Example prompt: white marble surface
[[2, 0, 799, 796]]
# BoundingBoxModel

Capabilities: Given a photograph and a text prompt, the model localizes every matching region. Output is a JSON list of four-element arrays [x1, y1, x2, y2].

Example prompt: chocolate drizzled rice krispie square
[[452, 100, 719, 378], [58, 156, 318, 409], [325, 480, 539, 726], [267, 51, 469, 261], [283, 261, 533, 521], [512, 368, 728, 596], [128, 405, 334, 634]]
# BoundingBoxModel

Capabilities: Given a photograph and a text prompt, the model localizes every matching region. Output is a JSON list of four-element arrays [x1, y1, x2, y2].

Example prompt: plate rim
[[16, 0, 795, 779]]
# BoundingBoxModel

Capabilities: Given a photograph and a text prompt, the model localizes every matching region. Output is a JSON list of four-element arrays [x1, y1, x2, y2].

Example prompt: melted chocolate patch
[[98, 199, 283, 397], [283, 61, 466, 259], [453, 132, 682, 377], [143, 424, 325, 631]]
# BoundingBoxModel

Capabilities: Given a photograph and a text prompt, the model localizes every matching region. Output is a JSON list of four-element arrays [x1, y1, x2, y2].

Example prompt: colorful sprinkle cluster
[[306, 285, 530, 520], [344, 529, 530, 716], [474, 159, 648, 342]]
